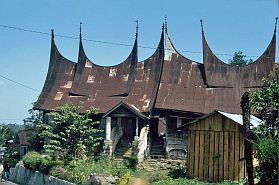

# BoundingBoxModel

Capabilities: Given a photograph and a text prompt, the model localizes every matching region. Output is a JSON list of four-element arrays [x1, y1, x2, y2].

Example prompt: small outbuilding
[[184, 110, 261, 182]]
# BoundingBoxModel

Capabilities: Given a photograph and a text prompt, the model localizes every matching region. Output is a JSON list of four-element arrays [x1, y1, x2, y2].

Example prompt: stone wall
[[10, 164, 75, 185]]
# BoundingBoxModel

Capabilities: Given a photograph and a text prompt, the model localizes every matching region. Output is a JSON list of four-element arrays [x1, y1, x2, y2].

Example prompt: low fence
[[10, 164, 75, 185]]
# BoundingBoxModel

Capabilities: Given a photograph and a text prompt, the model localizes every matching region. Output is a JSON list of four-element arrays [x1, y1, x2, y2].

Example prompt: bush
[[22, 151, 56, 174], [22, 151, 43, 171], [40, 157, 55, 174], [124, 156, 138, 169], [50, 157, 129, 185], [149, 171, 165, 183], [255, 136, 278, 185], [168, 167, 188, 179], [118, 171, 131, 185]]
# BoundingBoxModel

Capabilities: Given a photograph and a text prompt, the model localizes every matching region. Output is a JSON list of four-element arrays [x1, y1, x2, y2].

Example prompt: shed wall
[[187, 114, 246, 182]]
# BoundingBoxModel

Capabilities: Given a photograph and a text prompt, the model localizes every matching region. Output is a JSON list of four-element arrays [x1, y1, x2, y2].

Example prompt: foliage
[[124, 156, 138, 170], [0, 124, 14, 147], [168, 167, 188, 179], [254, 136, 278, 185], [50, 157, 129, 185], [250, 64, 278, 135], [23, 109, 43, 130], [250, 64, 278, 184], [149, 170, 166, 183], [3, 145, 20, 167], [118, 171, 131, 185], [228, 51, 253, 67], [22, 151, 58, 174], [150, 177, 246, 185], [37, 103, 103, 161], [23, 109, 44, 152]]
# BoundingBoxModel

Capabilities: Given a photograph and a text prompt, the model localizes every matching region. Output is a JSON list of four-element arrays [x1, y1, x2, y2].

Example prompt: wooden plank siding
[[186, 113, 246, 182]]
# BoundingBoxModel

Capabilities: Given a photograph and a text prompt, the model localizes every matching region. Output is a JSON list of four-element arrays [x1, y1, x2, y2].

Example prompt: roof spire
[[165, 15, 168, 34], [275, 17, 278, 33], [135, 20, 138, 38], [79, 22, 82, 39], [200, 19, 204, 35], [162, 23, 165, 31], [51, 29, 54, 39]]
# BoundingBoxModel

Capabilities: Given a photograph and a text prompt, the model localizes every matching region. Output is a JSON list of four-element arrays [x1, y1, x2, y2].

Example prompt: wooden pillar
[[106, 116, 111, 140], [241, 92, 254, 185], [117, 117, 121, 127]]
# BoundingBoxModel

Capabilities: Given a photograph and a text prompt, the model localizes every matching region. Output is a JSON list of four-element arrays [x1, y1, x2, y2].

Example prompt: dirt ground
[[128, 177, 149, 185]]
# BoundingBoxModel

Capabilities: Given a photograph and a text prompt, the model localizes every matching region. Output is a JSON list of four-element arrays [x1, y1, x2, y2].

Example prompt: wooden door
[[122, 117, 136, 141]]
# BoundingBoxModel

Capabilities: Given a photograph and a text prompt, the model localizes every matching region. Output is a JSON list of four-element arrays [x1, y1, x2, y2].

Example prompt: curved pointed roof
[[155, 32, 208, 112], [33, 30, 78, 111], [202, 31, 276, 87], [34, 23, 276, 115], [69, 32, 138, 97]]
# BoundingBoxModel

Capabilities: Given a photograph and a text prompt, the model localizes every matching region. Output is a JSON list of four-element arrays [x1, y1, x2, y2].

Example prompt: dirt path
[[128, 177, 149, 185]]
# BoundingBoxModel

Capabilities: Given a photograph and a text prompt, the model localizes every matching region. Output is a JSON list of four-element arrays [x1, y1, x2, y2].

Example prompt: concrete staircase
[[150, 138, 165, 159], [114, 138, 133, 158], [139, 158, 186, 172]]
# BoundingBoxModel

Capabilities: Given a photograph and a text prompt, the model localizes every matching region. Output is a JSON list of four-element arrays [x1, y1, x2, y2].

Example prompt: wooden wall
[[187, 113, 246, 182]]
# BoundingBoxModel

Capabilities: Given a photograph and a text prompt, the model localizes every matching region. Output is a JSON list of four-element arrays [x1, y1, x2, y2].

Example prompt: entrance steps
[[150, 138, 165, 159], [114, 137, 133, 158], [139, 158, 186, 172]]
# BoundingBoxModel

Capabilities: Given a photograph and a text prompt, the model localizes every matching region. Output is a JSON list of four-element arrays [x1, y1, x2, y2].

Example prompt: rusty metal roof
[[33, 27, 276, 115], [202, 33, 276, 88], [102, 101, 149, 119]]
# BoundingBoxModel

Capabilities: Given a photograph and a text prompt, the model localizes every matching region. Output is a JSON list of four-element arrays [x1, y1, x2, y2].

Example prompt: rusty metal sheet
[[202, 33, 276, 88], [33, 35, 78, 111], [70, 38, 137, 98], [34, 29, 275, 115]]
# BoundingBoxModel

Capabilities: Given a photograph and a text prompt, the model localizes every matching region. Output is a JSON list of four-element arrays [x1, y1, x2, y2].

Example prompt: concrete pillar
[[106, 116, 111, 140], [135, 117, 139, 140]]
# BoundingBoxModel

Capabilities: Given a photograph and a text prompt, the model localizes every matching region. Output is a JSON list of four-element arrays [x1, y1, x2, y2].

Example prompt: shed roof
[[185, 110, 262, 127]]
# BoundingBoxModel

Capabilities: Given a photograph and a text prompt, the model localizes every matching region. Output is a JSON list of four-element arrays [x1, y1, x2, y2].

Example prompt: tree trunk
[[241, 92, 254, 185]]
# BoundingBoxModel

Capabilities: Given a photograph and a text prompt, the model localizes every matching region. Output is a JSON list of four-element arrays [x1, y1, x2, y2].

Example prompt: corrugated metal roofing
[[33, 27, 276, 115], [218, 111, 262, 127], [185, 110, 263, 127]]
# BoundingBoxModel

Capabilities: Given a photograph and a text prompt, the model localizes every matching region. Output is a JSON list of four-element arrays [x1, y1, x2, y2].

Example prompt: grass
[[150, 176, 247, 185]]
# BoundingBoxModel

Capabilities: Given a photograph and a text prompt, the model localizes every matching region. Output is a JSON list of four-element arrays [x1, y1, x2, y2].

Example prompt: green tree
[[0, 124, 14, 147], [228, 51, 253, 67], [23, 109, 44, 152], [250, 64, 278, 135], [38, 103, 103, 161], [250, 64, 278, 185]]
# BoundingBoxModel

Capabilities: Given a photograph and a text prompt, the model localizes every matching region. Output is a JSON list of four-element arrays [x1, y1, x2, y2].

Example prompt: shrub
[[50, 157, 129, 185], [22, 152, 56, 174], [124, 156, 138, 169], [168, 167, 188, 179], [149, 171, 165, 183], [22, 151, 43, 171], [255, 136, 278, 185], [118, 171, 131, 185], [40, 157, 54, 174]]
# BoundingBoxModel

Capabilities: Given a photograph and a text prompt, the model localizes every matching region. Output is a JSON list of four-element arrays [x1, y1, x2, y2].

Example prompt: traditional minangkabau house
[[33, 19, 276, 161]]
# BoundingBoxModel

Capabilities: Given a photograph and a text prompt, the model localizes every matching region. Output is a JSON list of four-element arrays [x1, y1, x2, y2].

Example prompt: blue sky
[[0, 0, 278, 124]]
